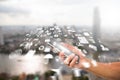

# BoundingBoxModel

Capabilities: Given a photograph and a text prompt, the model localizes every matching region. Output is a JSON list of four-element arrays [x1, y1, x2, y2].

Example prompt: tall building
[[92, 7, 102, 52], [93, 7, 101, 39], [0, 27, 4, 45]]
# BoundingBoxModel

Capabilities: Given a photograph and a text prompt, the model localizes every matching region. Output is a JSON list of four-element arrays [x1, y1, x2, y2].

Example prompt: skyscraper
[[93, 7, 102, 52], [0, 27, 4, 45], [93, 7, 101, 39]]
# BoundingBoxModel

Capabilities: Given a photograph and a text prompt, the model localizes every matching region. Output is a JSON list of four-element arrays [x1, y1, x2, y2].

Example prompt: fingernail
[[64, 60, 69, 64], [75, 56, 78, 60], [61, 51, 64, 53], [72, 54, 75, 56], [66, 61, 69, 64]]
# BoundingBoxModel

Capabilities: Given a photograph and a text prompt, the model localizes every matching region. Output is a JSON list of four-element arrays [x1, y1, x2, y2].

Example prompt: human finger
[[59, 52, 65, 61], [64, 54, 75, 65], [62, 43, 85, 57], [69, 56, 78, 68]]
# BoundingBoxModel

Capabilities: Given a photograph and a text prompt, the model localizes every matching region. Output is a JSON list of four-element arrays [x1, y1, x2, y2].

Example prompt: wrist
[[81, 58, 98, 70]]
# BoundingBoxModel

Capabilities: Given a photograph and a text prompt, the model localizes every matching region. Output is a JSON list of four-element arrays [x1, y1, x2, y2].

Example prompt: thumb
[[61, 43, 86, 58]]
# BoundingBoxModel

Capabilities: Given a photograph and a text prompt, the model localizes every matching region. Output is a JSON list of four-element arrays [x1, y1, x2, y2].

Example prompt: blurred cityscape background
[[0, 0, 120, 80]]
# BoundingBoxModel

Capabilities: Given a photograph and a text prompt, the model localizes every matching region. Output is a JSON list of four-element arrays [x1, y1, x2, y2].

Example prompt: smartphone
[[47, 41, 80, 64]]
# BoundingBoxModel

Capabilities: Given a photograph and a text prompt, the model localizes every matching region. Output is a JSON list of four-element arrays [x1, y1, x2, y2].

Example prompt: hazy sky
[[0, 0, 120, 28]]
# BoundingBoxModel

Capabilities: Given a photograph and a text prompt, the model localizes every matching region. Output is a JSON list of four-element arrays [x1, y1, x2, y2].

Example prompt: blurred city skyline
[[0, 0, 120, 30], [0, 1, 120, 79]]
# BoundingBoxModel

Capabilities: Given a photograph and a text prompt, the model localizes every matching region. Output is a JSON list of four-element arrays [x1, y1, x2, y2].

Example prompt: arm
[[59, 43, 120, 80], [86, 60, 120, 80]]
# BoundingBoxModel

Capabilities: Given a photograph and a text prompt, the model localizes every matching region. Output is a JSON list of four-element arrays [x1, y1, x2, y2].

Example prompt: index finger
[[61, 43, 86, 57]]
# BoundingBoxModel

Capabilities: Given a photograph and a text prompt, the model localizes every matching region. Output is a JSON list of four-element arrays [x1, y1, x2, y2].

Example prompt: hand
[[59, 43, 91, 69]]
